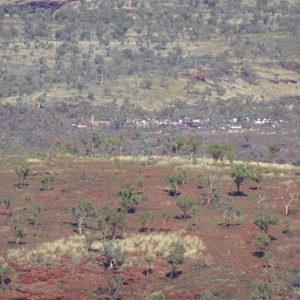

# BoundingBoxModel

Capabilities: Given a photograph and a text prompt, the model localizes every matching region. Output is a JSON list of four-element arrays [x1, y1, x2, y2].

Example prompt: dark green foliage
[[10, 216, 26, 244], [176, 196, 193, 219], [207, 144, 233, 163], [99, 202, 126, 239], [171, 135, 186, 154], [118, 181, 142, 213], [167, 240, 185, 279], [254, 213, 278, 236], [230, 164, 249, 193], [249, 168, 263, 190], [253, 233, 271, 251], [15, 161, 30, 187], [2, 197, 13, 210], [166, 169, 187, 196]]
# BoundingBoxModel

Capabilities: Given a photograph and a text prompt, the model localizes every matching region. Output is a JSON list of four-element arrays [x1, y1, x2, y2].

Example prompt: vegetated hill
[[0, 0, 299, 111]]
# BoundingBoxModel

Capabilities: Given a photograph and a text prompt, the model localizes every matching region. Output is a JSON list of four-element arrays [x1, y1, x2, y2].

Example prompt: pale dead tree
[[284, 191, 298, 215], [278, 187, 299, 215], [257, 194, 267, 210], [47, 149, 57, 166]]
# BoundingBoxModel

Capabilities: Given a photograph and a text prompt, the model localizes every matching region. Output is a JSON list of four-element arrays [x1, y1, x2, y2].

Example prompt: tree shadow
[[165, 271, 182, 279], [85, 224, 98, 231], [169, 191, 181, 197], [174, 215, 191, 220], [228, 191, 248, 197], [252, 251, 264, 258], [138, 227, 155, 233], [242, 144, 252, 148], [62, 221, 77, 227], [217, 223, 241, 227], [8, 241, 26, 245], [14, 183, 29, 188], [164, 188, 181, 197], [158, 228, 171, 232], [3, 278, 11, 285], [142, 268, 153, 276]]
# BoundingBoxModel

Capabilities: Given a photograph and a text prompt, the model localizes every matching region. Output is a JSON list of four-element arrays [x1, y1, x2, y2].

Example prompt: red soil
[[0, 158, 299, 299]]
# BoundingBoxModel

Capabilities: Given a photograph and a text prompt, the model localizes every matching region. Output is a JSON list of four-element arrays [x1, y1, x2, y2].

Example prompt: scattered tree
[[84, 231, 96, 251], [176, 196, 193, 219], [137, 176, 145, 194], [167, 240, 185, 279], [72, 200, 95, 235], [10, 216, 26, 244], [207, 143, 233, 163], [107, 275, 124, 300], [81, 131, 101, 156], [230, 164, 249, 193], [140, 211, 155, 234], [99, 202, 126, 239], [26, 205, 42, 225], [118, 181, 142, 213], [0, 258, 12, 286], [278, 188, 298, 216], [101, 243, 125, 269], [254, 212, 278, 237], [198, 173, 221, 205], [144, 254, 155, 278], [253, 233, 271, 253], [249, 168, 263, 190], [23, 193, 34, 204], [218, 197, 242, 227], [166, 170, 187, 196], [2, 197, 13, 216], [243, 131, 254, 146], [282, 219, 293, 236], [160, 210, 171, 231], [41, 173, 55, 190], [249, 280, 273, 300], [15, 161, 30, 187]]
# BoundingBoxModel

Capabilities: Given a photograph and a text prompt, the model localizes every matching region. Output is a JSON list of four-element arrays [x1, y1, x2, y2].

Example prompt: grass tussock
[[7, 235, 86, 264], [91, 231, 206, 260], [6, 231, 206, 265]]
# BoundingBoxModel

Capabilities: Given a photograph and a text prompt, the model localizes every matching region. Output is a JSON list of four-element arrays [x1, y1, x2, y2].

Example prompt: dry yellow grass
[[6, 231, 206, 265], [7, 235, 86, 264], [91, 230, 206, 260]]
